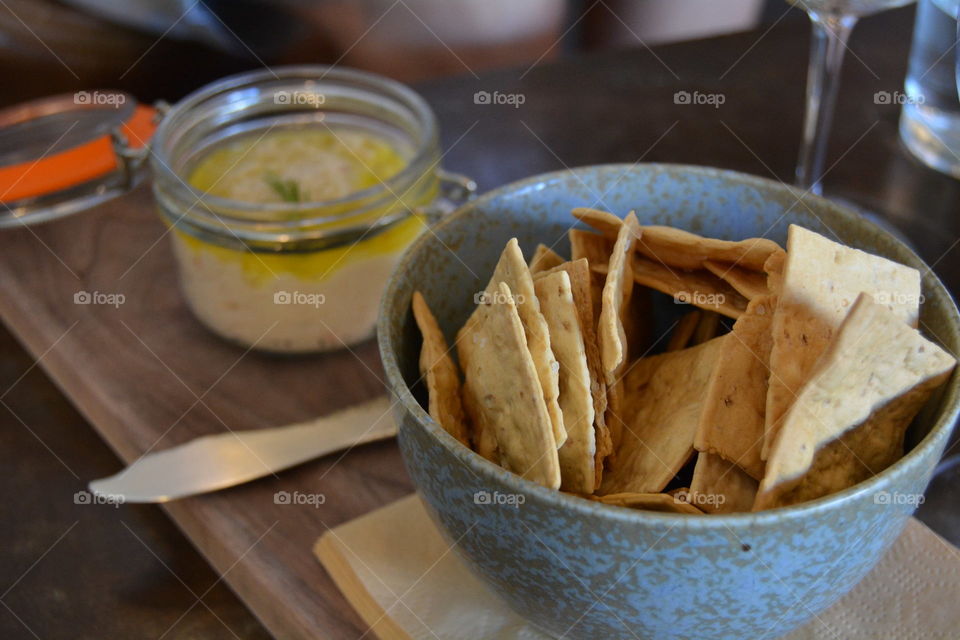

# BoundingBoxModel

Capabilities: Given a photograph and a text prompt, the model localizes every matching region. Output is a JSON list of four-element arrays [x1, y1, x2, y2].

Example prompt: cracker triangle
[[763, 225, 922, 459], [529, 243, 565, 274], [703, 259, 769, 300], [593, 492, 703, 514], [690, 452, 758, 513], [635, 226, 781, 271], [600, 336, 725, 494], [457, 282, 561, 488], [411, 292, 470, 447], [695, 294, 777, 480], [755, 294, 955, 509], [485, 239, 566, 448], [536, 259, 611, 485], [535, 270, 597, 493], [598, 212, 641, 451]]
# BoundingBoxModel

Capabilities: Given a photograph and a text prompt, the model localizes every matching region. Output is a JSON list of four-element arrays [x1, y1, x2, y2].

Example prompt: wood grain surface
[[0, 185, 412, 639]]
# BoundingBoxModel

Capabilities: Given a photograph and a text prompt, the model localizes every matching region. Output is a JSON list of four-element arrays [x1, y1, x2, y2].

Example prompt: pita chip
[[755, 294, 955, 510], [572, 207, 624, 237], [763, 225, 922, 459], [690, 452, 758, 514], [457, 282, 561, 488], [594, 492, 703, 514], [703, 260, 769, 300], [572, 211, 782, 273], [599, 213, 640, 374], [636, 226, 782, 271], [569, 228, 615, 266], [570, 228, 614, 326], [483, 239, 566, 448], [601, 336, 725, 494], [529, 244, 566, 274], [411, 292, 470, 447], [460, 376, 498, 462], [535, 270, 598, 493], [598, 212, 641, 449], [763, 249, 786, 293], [571, 211, 656, 358], [599, 255, 748, 319], [536, 259, 612, 482], [695, 294, 777, 480]]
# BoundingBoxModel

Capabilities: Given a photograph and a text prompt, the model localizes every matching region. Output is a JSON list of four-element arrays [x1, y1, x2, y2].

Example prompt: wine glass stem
[[796, 12, 857, 195]]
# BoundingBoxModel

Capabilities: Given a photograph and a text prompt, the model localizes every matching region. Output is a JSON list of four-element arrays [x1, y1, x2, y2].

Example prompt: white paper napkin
[[315, 495, 960, 640]]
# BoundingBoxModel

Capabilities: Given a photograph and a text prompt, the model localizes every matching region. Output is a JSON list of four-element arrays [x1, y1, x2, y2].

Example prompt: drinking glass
[[900, 0, 960, 177], [791, 0, 917, 195]]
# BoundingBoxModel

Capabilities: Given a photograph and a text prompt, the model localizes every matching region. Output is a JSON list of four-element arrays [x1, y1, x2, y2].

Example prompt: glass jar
[[150, 66, 474, 354]]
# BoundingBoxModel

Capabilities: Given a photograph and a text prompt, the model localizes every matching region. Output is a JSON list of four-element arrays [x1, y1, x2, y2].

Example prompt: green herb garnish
[[263, 172, 305, 203]]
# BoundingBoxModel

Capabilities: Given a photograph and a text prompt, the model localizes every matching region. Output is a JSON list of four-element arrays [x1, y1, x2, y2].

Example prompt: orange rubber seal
[[0, 104, 156, 203]]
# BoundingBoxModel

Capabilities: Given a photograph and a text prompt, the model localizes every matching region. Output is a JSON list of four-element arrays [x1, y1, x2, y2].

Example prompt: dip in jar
[[150, 66, 472, 353]]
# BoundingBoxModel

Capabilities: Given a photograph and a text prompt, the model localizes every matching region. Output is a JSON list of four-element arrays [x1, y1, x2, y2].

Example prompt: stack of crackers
[[411, 209, 956, 513]]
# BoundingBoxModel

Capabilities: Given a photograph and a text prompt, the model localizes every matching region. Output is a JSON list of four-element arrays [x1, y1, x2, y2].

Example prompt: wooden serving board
[[0, 185, 413, 639]]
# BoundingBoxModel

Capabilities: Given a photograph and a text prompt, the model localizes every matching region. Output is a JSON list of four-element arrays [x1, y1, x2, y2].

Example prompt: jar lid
[[0, 91, 158, 228]]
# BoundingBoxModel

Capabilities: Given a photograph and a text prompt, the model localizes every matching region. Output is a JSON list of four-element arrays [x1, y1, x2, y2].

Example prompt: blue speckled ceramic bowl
[[377, 164, 960, 640]]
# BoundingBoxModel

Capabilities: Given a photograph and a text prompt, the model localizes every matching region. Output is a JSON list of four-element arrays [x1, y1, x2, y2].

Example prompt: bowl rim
[[378, 162, 960, 528]]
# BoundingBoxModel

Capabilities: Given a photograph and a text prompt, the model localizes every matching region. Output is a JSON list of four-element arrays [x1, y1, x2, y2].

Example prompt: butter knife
[[89, 395, 396, 503]]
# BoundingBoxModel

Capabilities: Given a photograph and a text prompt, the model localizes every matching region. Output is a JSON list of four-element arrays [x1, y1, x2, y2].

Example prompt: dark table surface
[[3, 5, 958, 639]]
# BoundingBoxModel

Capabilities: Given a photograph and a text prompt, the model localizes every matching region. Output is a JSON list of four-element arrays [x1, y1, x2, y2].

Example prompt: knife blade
[[89, 395, 396, 503]]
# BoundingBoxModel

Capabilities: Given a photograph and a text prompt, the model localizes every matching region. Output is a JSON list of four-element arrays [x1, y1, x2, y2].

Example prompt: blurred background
[[0, 0, 802, 105]]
